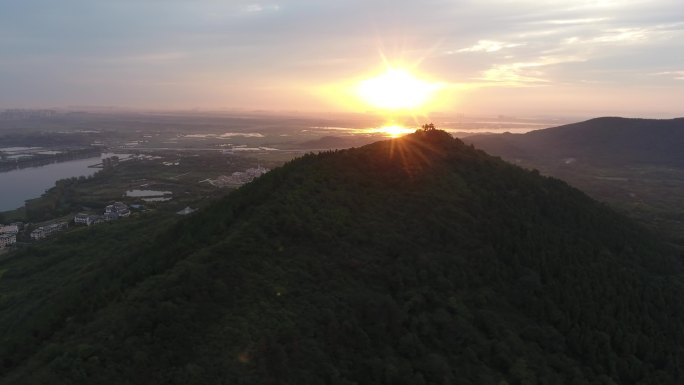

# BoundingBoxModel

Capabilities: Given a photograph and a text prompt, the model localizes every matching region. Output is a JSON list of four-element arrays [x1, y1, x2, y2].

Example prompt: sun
[[372, 125, 415, 138], [356, 68, 442, 111]]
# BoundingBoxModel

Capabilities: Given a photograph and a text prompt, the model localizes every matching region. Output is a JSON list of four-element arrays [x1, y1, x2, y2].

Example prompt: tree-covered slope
[[464, 118, 684, 247], [2, 129, 684, 384]]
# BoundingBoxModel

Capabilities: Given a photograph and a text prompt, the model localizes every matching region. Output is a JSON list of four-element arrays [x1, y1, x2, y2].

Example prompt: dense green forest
[[466, 117, 684, 246], [2, 128, 684, 384]]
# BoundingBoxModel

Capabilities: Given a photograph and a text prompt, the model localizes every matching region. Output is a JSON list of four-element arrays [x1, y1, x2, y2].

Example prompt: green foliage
[[1, 130, 684, 384], [466, 117, 684, 247]]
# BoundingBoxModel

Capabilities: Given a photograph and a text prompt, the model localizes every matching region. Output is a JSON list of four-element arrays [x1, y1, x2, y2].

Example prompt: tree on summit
[[421, 123, 436, 131]]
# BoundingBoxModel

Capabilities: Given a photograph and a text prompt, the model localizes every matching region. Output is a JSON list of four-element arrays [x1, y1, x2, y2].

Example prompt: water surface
[[0, 157, 100, 212], [125, 189, 172, 197]]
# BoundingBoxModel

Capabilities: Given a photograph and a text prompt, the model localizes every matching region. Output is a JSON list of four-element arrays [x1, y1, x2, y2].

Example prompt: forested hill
[[3, 129, 684, 384], [466, 117, 684, 166]]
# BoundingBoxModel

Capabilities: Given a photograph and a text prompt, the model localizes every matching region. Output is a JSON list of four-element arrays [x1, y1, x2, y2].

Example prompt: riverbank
[[0, 156, 102, 212], [0, 147, 102, 172]]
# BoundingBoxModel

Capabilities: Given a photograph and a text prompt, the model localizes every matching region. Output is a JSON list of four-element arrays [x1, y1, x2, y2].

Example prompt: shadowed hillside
[[2, 128, 684, 384], [466, 117, 684, 246]]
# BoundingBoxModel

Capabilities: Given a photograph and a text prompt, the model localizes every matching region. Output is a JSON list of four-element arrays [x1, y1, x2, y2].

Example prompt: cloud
[[453, 40, 525, 54], [652, 71, 684, 80], [476, 56, 587, 86], [542, 18, 609, 25], [242, 4, 281, 13], [480, 63, 548, 85], [560, 22, 683, 47], [593, 28, 650, 43]]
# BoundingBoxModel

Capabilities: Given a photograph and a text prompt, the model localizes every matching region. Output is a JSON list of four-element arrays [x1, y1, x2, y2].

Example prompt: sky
[[1, 0, 683, 117]]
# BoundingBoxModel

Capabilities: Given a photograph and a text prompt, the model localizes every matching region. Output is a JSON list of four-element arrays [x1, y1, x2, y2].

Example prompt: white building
[[209, 165, 270, 187], [176, 206, 197, 216], [89, 215, 104, 225], [74, 213, 90, 225], [105, 202, 130, 218], [74, 213, 103, 226], [0, 233, 16, 248], [30, 222, 68, 241], [0, 224, 19, 235]]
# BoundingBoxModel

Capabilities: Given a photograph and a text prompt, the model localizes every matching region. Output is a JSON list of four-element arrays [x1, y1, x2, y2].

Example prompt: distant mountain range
[[466, 117, 684, 166], [2, 129, 684, 384]]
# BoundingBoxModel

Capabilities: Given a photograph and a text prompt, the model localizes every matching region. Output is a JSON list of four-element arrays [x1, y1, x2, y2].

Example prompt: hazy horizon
[[2, 0, 683, 118]]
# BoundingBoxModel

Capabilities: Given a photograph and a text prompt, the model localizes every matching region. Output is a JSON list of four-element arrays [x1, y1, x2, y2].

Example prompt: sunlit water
[[308, 120, 559, 137]]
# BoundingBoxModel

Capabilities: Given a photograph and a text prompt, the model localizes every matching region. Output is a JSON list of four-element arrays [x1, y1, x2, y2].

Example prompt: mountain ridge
[[467, 117, 684, 166]]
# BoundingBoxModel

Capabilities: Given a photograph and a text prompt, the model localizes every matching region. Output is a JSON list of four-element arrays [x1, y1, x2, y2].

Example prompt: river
[[0, 156, 102, 212]]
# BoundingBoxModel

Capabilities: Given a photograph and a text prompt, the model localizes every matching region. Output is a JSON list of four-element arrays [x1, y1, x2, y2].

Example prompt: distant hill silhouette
[[2, 129, 684, 384], [467, 117, 684, 166]]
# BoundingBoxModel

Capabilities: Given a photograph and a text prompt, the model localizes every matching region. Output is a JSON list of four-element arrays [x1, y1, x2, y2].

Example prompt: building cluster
[[0, 223, 21, 249], [30, 222, 68, 240], [74, 201, 131, 227], [0, 234, 16, 248], [1, 202, 136, 249], [209, 166, 269, 187], [74, 213, 104, 226], [105, 202, 131, 221]]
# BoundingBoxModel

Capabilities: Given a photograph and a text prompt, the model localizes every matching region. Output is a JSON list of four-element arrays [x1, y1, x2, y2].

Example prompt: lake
[[0, 156, 102, 212]]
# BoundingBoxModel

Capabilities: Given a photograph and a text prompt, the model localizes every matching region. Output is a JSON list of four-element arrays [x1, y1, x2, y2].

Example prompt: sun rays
[[356, 68, 443, 111]]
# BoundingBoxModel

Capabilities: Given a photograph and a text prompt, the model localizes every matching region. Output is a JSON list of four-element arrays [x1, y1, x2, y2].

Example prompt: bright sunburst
[[357, 68, 442, 111], [374, 125, 415, 138]]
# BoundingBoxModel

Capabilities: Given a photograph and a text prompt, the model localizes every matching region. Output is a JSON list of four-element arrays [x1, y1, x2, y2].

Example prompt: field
[[513, 160, 684, 247], [0, 150, 291, 227]]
